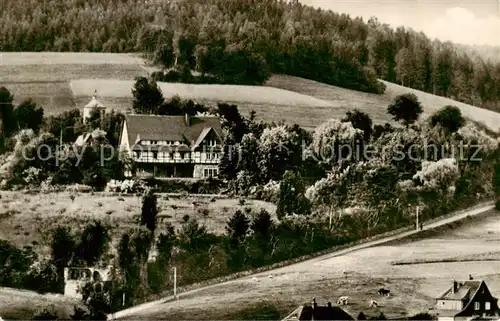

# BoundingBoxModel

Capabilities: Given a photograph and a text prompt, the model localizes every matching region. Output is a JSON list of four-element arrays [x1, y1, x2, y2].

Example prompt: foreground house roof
[[437, 281, 482, 301], [283, 300, 354, 321]]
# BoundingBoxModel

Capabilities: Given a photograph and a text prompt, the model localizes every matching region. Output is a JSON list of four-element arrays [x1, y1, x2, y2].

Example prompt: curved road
[[108, 201, 495, 320]]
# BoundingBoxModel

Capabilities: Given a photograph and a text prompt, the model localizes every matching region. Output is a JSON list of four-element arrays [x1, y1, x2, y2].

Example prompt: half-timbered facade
[[119, 113, 223, 179]]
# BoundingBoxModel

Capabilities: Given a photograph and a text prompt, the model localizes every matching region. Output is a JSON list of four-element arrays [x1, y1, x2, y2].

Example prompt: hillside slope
[[110, 204, 499, 320], [0, 287, 77, 319], [1, 53, 499, 131], [267, 75, 500, 132]]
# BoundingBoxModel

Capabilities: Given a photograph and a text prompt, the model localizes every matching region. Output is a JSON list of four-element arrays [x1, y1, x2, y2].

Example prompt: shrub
[[496, 199, 500, 211], [65, 184, 93, 193], [32, 305, 59, 320], [430, 105, 465, 133], [387, 93, 423, 127], [342, 109, 373, 141], [141, 189, 158, 233], [105, 179, 146, 194]]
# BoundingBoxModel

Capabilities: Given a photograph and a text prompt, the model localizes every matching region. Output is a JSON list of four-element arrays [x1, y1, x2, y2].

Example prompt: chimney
[[327, 302, 332, 308], [452, 280, 458, 294], [184, 113, 191, 126]]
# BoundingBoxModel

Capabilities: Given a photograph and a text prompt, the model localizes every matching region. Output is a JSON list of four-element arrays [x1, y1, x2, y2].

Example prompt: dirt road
[[109, 201, 497, 320]]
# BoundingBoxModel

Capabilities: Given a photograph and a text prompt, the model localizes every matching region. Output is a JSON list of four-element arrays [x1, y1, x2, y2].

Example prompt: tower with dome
[[83, 90, 106, 125]]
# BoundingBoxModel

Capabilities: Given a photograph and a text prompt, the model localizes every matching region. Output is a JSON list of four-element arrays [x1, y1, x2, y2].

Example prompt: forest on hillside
[[1, 0, 500, 110]]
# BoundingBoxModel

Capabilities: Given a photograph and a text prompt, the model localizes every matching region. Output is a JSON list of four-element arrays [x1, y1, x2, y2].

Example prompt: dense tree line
[[3, 0, 500, 107]]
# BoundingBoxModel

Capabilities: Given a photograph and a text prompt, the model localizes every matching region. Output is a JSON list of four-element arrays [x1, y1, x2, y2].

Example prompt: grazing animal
[[369, 299, 378, 308], [337, 296, 349, 305], [268, 274, 273, 279], [252, 277, 259, 282], [378, 288, 390, 296]]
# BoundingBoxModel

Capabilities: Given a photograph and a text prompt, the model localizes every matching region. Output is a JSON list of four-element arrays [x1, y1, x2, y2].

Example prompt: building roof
[[437, 281, 481, 301], [74, 133, 92, 146], [283, 303, 354, 321], [85, 95, 105, 109], [124, 114, 222, 148], [435, 280, 500, 318]]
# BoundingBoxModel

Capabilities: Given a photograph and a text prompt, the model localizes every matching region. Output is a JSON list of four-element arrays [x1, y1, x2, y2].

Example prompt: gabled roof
[[191, 127, 222, 151], [283, 304, 354, 321], [456, 281, 500, 317], [437, 281, 481, 301], [75, 133, 92, 146], [124, 114, 222, 148]]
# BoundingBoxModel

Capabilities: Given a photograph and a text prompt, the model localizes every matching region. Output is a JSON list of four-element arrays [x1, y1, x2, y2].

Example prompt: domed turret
[[83, 90, 106, 124]]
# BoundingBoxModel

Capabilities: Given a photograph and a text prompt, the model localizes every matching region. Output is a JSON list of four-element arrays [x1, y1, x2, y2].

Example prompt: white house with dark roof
[[435, 279, 500, 321], [118, 113, 223, 178]]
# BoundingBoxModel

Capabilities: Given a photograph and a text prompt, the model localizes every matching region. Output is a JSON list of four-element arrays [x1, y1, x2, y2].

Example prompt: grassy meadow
[[0, 53, 148, 115], [0, 287, 78, 319], [0, 191, 277, 254]]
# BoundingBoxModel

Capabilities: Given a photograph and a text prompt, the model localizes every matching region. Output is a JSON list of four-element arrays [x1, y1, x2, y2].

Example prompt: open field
[[1, 52, 499, 130], [0, 191, 276, 253], [0, 81, 77, 115], [69, 79, 333, 107], [268, 75, 500, 132], [0, 53, 148, 114], [0, 64, 147, 83], [0, 287, 78, 320], [112, 206, 500, 320], [0, 52, 145, 65]]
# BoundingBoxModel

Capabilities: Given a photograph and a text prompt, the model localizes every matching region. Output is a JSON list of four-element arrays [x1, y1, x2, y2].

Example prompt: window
[[153, 152, 158, 159], [203, 168, 218, 178], [474, 302, 480, 310], [206, 153, 218, 161], [485, 302, 490, 310]]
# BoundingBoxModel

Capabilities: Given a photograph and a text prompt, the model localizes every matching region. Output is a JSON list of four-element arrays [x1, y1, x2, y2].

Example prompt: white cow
[[369, 299, 378, 308], [337, 296, 349, 305]]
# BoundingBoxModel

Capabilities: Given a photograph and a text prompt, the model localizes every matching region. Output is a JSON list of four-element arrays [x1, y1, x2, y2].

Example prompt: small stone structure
[[63, 266, 112, 299]]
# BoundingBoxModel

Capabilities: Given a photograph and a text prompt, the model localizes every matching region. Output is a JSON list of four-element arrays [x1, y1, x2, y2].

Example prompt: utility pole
[[416, 205, 420, 231], [173, 266, 177, 299]]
